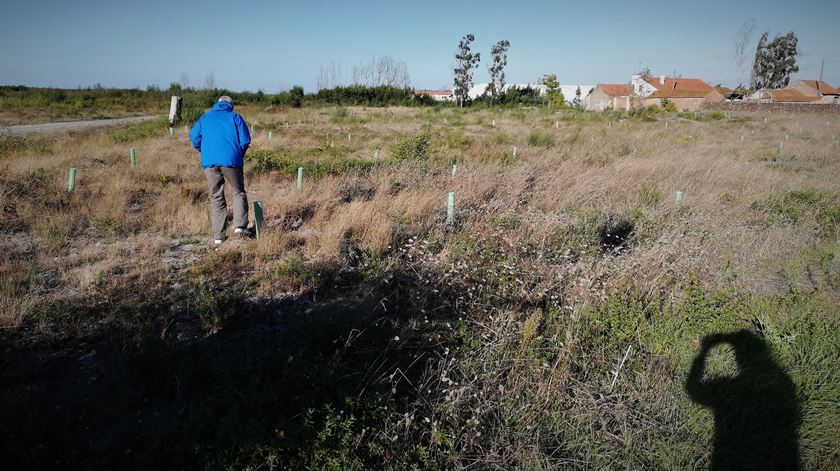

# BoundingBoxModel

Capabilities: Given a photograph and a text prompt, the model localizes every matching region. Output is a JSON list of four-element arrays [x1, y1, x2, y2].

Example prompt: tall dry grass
[[1, 107, 838, 326], [1, 106, 838, 469]]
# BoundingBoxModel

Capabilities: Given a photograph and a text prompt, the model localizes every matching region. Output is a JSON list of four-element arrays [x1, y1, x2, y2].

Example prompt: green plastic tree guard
[[254, 201, 265, 239], [447, 192, 455, 224]]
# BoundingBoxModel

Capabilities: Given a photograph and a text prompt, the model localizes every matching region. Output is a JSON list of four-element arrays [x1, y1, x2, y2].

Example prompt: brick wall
[[701, 101, 840, 114]]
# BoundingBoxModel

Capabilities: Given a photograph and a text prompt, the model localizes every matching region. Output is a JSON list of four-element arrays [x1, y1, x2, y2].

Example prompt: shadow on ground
[[0, 291, 437, 469], [686, 329, 801, 471]]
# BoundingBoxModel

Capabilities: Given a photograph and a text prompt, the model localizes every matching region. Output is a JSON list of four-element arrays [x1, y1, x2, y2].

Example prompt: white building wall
[[631, 74, 659, 97]]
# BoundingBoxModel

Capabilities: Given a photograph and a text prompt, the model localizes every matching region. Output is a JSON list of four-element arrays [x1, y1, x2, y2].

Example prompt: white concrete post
[[168, 96, 182, 125]]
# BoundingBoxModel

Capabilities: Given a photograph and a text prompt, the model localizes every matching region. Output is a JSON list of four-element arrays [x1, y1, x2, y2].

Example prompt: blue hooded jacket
[[190, 101, 251, 168]]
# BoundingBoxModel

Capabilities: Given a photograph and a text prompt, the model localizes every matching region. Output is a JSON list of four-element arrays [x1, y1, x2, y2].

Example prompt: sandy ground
[[0, 115, 158, 135]]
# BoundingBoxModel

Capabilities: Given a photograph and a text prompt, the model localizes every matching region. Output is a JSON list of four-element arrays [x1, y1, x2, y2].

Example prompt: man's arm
[[685, 335, 724, 404], [190, 119, 202, 151], [236, 115, 251, 152]]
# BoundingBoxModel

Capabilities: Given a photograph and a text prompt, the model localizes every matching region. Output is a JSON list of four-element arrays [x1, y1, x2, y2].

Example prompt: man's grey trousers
[[203, 166, 248, 240]]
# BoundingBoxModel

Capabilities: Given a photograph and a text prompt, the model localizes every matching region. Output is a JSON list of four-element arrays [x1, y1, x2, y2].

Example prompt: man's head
[[218, 96, 233, 103]]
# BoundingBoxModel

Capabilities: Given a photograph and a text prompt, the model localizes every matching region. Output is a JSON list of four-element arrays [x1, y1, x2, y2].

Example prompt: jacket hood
[[211, 101, 234, 112]]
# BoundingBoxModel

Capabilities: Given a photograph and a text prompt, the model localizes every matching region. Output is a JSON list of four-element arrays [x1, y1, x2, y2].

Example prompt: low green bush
[[526, 129, 555, 147], [390, 134, 431, 161], [108, 117, 168, 143]]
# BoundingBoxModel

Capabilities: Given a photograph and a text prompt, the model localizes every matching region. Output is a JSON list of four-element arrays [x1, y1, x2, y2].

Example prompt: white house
[[630, 74, 660, 97], [560, 85, 594, 105], [414, 90, 455, 102]]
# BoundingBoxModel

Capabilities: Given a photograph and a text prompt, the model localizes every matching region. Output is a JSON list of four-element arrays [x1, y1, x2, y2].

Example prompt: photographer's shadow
[[686, 330, 800, 470]]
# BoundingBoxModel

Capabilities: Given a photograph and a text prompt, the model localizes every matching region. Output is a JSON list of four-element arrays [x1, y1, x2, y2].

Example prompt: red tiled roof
[[643, 76, 713, 94], [715, 86, 733, 95], [415, 90, 452, 96], [768, 89, 820, 103], [790, 80, 840, 96], [597, 84, 633, 97]]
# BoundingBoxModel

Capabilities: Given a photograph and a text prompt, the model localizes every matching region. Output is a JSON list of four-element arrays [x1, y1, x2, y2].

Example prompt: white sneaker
[[234, 227, 254, 238]]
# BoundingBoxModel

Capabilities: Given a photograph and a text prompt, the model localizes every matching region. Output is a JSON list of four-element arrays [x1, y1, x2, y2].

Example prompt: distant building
[[585, 84, 635, 111], [630, 75, 660, 97], [634, 75, 723, 111], [714, 86, 740, 100], [747, 88, 820, 103], [786, 80, 840, 103], [559, 85, 595, 105], [414, 90, 454, 102]]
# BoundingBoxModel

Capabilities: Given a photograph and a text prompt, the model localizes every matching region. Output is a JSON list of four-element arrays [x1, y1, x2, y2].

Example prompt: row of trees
[[316, 56, 411, 90], [105, 24, 805, 113]]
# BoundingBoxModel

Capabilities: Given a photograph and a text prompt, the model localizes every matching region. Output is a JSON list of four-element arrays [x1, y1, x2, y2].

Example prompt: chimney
[[660, 75, 665, 85]]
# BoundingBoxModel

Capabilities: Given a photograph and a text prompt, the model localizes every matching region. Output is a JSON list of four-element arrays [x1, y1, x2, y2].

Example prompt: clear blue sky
[[1, 0, 838, 92]]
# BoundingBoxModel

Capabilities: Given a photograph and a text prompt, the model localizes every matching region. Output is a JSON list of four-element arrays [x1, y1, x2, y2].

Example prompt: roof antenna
[[819, 58, 824, 83]]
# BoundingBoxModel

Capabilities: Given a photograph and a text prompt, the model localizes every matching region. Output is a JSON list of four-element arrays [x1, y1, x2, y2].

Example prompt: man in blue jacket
[[190, 96, 252, 244]]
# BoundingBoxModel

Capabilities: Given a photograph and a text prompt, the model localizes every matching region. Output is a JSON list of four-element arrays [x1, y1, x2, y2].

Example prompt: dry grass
[[1, 106, 838, 468]]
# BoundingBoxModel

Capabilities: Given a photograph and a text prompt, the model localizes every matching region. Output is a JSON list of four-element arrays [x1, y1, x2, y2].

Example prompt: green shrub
[[489, 131, 512, 145], [527, 129, 555, 147], [192, 279, 242, 332], [638, 183, 662, 206], [390, 134, 431, 161], [330, 106, 349, 122], [0, 133, 27, 158], [108, 117, 168, 143], [247, 149, 373, 177], [754, 189, 840, 238], [661, 99, 678, 112]]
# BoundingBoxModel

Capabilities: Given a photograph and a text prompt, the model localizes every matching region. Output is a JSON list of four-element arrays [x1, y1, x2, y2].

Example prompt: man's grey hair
[[218, 96, 233, 103]]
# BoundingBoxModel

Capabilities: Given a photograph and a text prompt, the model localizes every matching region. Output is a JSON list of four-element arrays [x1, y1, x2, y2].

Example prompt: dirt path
[[0, 115, 158, 135]]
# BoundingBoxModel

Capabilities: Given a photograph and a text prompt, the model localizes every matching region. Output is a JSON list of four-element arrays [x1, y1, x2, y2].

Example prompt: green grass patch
[[526, 129, 555, 147], [753, 188, 840, 238], [108, 117, 168, 143], [390, 134, 431, 161], [247, 149, 374, 178]]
